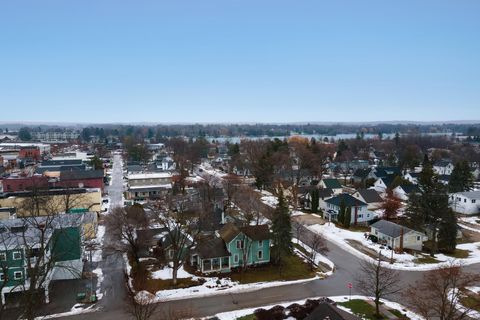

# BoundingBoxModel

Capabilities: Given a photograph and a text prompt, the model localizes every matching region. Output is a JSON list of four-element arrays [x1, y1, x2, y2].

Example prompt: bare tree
[[305, 233, 329, 271], [152, 195, 203, 286], [404, 262, 480, 320], [106, 205, 148, 265], [356, 253, 401, 318], [233, 186, 265, 225], [124, 271, 158, 320], [0, 188, 90, 319]]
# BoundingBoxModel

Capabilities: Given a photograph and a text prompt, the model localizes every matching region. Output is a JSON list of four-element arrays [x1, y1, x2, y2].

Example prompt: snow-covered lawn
[[212, 295, 423, 320], [143, 275, 320, 302], [308, 222, 480, 270], [260, 190, 278, 208], [133, 249, 332, 303], [34, 304, 99, 320], [150, 265, 192, 280], [293, 238, 335, 276]]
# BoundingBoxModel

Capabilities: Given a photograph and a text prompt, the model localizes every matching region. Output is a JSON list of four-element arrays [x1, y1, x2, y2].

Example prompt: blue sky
[[1, 1, 479, 123]]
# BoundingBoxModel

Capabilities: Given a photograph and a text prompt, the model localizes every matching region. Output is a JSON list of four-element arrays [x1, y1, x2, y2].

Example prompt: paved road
[[96, 153, 127, 312], [62, 165, 480, 319]]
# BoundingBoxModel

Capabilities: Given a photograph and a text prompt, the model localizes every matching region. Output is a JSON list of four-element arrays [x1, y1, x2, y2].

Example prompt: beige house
[[370, 220, 427, 251], [0, 188, 102, 218], [127, 172, 172, 200]]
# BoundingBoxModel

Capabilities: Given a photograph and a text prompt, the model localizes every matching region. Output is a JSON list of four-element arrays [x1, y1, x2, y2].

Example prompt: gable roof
[[219, 223, 271, 243], [455, 191, 480, 199], [378, 175, 395, 188], [305, 302, 360, 320], [356, 189, 382, 203], [353, 168, 371, 179], [322, 178, 342, 189], [374, 167, 401, 178], [434, 159, 453, 167], [397, 184, 420, 194], [371, 220, 416, 238], [325, 193, 367, 207], [195, 236, 230, 259]]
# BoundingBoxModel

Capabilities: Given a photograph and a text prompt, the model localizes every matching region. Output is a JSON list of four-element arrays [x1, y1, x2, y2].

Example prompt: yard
[[338, 299, 410, 320], [229, 254, 318, 284]]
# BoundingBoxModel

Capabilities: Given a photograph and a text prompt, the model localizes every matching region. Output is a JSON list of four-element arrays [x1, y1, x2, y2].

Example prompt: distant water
[[206, 132, 455, 143]]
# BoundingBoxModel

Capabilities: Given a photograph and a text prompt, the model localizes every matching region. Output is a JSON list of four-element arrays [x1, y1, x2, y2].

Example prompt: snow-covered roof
[[127, 172, 172, 180], [454, 191, 480, 199]]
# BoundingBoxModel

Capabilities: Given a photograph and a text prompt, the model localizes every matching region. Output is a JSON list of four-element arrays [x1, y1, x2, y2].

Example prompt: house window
[[473, 199, 476, 204], [417, 236, 421, 241], [464, 199, 467, 203], [358, 214, 363, 218], [234, 254, 239, 263], [0, 273, 4, 281], [13, 251, 21, 260], [258, 250, 263, 260], [236, 240, 244, 249], [14, 271, 22, 280], [0, 253, 6, 261], [258, 240, 263, 247]]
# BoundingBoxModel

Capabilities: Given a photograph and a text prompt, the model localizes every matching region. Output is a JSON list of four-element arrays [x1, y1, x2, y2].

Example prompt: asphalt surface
[[60, 162, 480, 319], [96, 153, 127, 312]]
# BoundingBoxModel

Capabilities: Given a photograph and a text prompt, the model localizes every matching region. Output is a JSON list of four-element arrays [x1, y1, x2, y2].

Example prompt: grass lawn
[[413, 255, 440, 264], [229, 254, 317, 284], [236, 314, 256, 320], [388, 308, 411, 319], [444, 249, 471, 259], [136, 277, 204, 293], [460, 289, 480, 312], [338, 299, 379, 320]]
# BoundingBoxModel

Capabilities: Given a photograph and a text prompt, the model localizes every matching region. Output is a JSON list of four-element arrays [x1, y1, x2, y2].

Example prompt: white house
[[433, 160, 454, 176], [373, 176, 395, 193], [393, 185, 419, 202], [324, 193, 375, 225], [370, 220, 427, 251], [319, 178, 343, 195], [449, 191, 480, 215], [352, 189, 383, 210], [403, 172, 419, 184]]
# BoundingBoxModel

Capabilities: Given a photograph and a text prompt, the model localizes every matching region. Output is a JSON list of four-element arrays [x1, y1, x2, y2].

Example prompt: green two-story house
[[0, 212, 94, 305], [191, 223, 271, 274]]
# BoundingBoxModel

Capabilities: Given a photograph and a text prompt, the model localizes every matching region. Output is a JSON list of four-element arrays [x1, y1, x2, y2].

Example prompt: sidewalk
[[365, 299, 401, 319]]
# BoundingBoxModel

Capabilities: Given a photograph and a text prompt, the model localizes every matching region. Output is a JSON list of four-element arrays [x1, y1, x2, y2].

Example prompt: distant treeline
[[6, 123, 480, 141]]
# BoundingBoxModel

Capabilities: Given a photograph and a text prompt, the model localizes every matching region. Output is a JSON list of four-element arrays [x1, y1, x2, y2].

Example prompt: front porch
[[191, 255, 231, 274]]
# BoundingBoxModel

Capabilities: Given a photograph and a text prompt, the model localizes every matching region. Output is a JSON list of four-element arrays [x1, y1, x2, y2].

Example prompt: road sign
[[348, 282, 353, 289]]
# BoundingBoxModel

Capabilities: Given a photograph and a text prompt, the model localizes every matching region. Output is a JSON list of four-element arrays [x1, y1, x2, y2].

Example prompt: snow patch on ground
[[92, 268, 104, 299], [34, 304, 98, 319], [153, 275, 320, 302], [308, 223, 480, 270], [213, 295, 423, 320], [151, 265, 193, 280], [294, 238, 335, 275], [260, 190, 278, 208]]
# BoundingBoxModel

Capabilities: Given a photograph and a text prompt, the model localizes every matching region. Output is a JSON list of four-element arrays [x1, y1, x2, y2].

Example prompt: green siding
[[228, 233, 270, 268], [51, 227, 81, 262], [0, 249, 26, 287]]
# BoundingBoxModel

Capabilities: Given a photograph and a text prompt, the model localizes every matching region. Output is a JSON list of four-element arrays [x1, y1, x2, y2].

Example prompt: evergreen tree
[[338, 198, 346, 226], [310, 188, 319, 213], [449, 160, 474, 193], [18, 127, 32, 141], [271, 190, 292, 265], [406, 160, 454, 256], [438, 208, 457, 253], [344, 206, 352, 229], [89, 156, 104, 170]]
